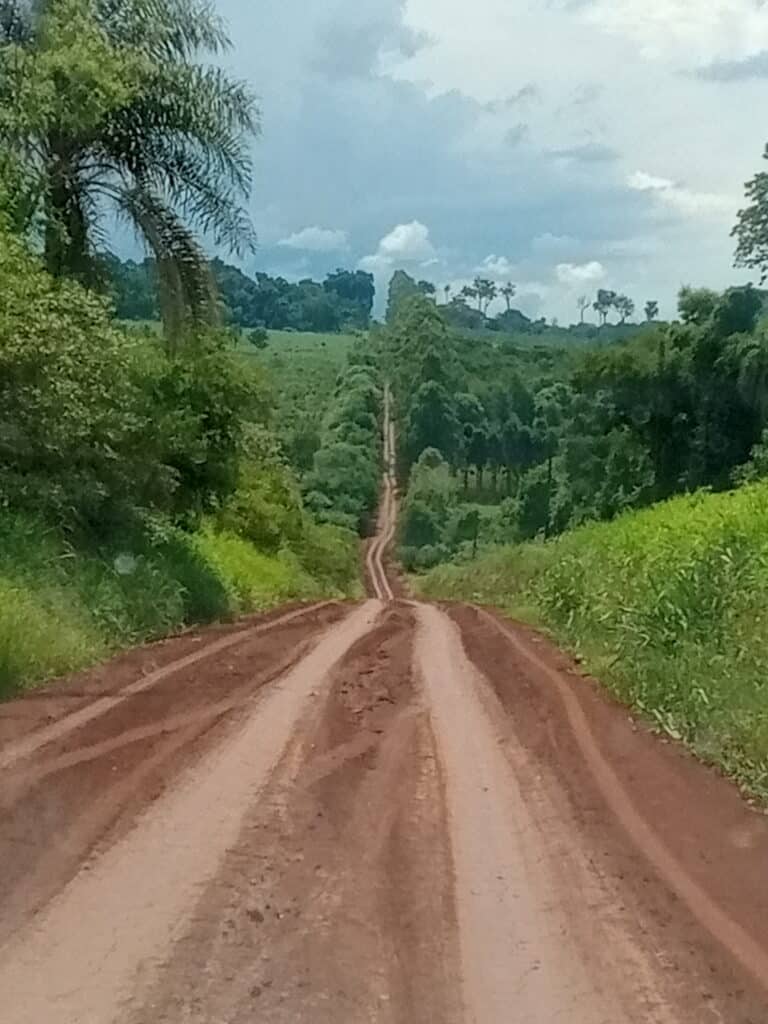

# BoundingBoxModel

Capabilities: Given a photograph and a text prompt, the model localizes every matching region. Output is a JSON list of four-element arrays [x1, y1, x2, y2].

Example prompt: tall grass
[[0, 512, 359, 699], [418, 483, 768, 798]]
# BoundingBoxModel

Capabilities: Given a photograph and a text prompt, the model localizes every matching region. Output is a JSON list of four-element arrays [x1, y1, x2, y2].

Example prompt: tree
[[460, 284, 479, 310], [323, 269, 375, 328], [645, 300, 659, 322], [614, 295, 635, 325], [473, 277, 497, 315], [577, 295, 590, 324], [443, 283, 452, 305], [501, 282, 517, 312], [593, 289, 617, 326], [0, 0, 259, 348], [734, 144, 768, 281], [386, 270, 421, 323], [678, 286, 719, 326]]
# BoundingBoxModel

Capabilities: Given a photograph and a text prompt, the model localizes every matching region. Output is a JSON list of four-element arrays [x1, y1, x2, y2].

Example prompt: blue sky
[[212, 0, 768, 321]]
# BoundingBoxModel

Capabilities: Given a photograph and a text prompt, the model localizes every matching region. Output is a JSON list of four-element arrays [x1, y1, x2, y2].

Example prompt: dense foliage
[[388, 282, 768, 566], [0, 0, 258, 341], [0, 222, 361, 695], [303, 339, 383, 533], [107, 254, 375, 333]]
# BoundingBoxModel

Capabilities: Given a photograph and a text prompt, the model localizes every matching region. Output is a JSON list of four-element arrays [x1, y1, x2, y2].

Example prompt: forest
[[391, 280, 768, 569], [107, 254, 376, 333]]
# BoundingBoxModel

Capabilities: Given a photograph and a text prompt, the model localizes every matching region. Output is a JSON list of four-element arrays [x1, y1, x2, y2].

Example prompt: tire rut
[[127, 602, 462, 1024]]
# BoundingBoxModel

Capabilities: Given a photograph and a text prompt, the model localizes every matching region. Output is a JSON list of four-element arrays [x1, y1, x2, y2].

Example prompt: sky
[[212, 0, 768, 321]]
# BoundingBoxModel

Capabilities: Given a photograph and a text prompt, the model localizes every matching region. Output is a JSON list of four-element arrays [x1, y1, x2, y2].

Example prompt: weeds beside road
[[419, 482, 768, 800]]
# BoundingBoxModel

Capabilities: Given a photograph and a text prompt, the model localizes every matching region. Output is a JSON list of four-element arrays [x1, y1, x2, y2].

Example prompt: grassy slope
[[418, 483, 768, 799], [0, 330, 361, 698], [0, 514, 359, 699]]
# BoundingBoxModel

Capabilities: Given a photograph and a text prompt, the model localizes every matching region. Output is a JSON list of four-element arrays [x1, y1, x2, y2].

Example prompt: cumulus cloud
[[556, 261, 607, 286], [361, 221, 436, 271], [582, 0, 768, 66], [477, 254, 516, 279], [278, 226, 349, 252], [209, 0, 757, 324], [627, 170, 737, 219]]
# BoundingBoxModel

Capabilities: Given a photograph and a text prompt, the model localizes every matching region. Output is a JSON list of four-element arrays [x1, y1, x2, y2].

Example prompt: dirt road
[[3, 404, 768, 1021]]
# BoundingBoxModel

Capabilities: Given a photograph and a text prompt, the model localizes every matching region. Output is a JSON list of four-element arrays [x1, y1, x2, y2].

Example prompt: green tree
[[734, 144, 768, 281], [593, 289, 617, 326], [614, 295, 635, 324], [501, 281, 517, 312], [1, 0, 258, 346], [678, 286, 719, 325], [645, 300, 659, 322], [386, 270, 421, 323]]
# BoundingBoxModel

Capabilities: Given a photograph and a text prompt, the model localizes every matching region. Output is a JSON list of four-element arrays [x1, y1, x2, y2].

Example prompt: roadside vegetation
[[0, 0, 367, 696], [389, 142, 768, 798], [418, 483, 768, 799]]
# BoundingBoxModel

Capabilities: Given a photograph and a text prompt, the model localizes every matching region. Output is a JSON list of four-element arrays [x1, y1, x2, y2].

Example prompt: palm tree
[[0, 0, 259, 349], [501, 281, 516, 312], [443, 283, 452, 305]]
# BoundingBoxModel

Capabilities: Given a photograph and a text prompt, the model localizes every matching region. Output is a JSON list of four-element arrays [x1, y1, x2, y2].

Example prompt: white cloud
[[377, 220, 436, 260], [477, 254, 516, 279], [627, 171, 675, 193], [278, 226, 349, 252], [556, 261, 607, 286], [583, 0, 768, 66], [359, 221, 437, 278], [627, 170, 737, 220]]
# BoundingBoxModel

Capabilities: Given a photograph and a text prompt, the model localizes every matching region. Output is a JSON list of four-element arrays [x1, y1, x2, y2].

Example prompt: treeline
[[106, 254, 375, 333], [303, 341, 383, 533], [390, 283, 768, 567]]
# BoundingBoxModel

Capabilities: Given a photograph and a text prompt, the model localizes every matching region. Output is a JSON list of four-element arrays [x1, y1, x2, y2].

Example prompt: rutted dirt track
[[3, 406, 768, 1020]]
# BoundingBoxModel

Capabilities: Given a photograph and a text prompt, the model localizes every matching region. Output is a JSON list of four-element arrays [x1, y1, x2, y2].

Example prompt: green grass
[[0, 510, 358, 699], [418, 482, 768, 799]]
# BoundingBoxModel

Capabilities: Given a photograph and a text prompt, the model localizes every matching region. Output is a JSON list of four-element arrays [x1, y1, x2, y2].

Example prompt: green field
[[418, 481, 768, 799], [245, 330, 359, 473]]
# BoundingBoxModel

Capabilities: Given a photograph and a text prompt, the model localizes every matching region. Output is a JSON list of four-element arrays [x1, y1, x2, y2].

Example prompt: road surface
[[2, 399, 768, 1021]]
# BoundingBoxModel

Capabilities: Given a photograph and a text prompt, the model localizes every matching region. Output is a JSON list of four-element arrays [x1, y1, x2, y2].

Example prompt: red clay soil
[[123, 602, 461, 1024], [0, 602, 348, 946], [5, 391, 768, 1024], [449, 602, 768, 1023]]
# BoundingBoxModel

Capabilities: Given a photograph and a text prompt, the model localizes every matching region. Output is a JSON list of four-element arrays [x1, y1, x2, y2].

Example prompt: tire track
[[0, 601, 382, 1024], [0, 602, 334, 772]]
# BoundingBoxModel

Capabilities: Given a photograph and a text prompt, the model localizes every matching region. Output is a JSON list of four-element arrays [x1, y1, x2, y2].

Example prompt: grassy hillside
[[418, 483, 768, 799], [0, 512, 360, 699]]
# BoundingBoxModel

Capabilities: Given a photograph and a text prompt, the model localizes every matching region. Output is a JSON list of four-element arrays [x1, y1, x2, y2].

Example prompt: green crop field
[[244, 330, 359, 473]]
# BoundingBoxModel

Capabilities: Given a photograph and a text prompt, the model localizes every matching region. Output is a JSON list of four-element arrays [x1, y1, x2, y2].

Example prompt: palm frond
[[93, 0, 230, 60], [118, 182, 219, 350]]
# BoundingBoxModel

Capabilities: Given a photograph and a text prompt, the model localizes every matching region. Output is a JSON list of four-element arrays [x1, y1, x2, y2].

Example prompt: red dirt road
[[3, 408, 768, 1019]]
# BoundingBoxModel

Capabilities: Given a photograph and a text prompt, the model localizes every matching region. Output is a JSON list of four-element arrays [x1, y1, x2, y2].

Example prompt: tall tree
[[501, 281, 517, 312], [734, 144, 768, 281], [0, 0, 259, 348], [644, 300, 659, 322], [577, 295, 590, 324], [614, 295, 635, 325], [443, 283, 452, 305], [593, 289, 617, 326]]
